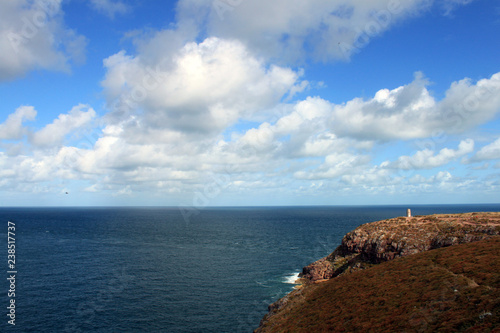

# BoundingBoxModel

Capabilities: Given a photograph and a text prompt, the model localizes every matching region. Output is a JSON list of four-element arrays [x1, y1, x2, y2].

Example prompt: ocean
[[1, 204, 499, 332]]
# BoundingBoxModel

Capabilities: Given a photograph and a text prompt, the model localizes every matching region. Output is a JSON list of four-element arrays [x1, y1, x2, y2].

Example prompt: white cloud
[[470, 138, 500, 162], [0, 149, 73, 185], [294, 153, 371, 180], [330, 72, 500, 141], [102, 36, 302, 135], [30, 104, 96, 148], [114, 185, 132, 196], [3, 69, 497, 203], [330, 73, 435, 140], [226, 72, 500, 147], [0, 0, 87, 81], [0, 105, 37, 140], [468, 163, 490, 170], [178, 0, 462, 63], [341, 167, 398, 186], [414, 171, 453, 185], [84, 184, 100, 192], [220, 96, 374, 165], [0, 0, 496, 205], [438, 73, 500, 131], [390, 139, 474, 170], [89, 0, 129, 18]]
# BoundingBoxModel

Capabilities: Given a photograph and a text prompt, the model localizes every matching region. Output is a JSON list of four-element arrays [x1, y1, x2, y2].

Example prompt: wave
[[283, 271, 300, 284]]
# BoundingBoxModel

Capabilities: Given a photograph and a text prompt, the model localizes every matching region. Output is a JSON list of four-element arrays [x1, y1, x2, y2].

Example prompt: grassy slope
[[258, 237, 500, 332]]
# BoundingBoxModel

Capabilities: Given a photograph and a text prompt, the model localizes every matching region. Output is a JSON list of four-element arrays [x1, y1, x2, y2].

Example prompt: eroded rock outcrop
[[256, 236, 500, 333], [300, 212, 500, 282], [255, 212, 500, 333]]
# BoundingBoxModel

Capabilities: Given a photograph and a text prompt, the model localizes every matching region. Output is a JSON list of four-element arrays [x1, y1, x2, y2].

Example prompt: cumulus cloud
[[114, 185, 132, 196], [0, 105, 37, 140], [178, 0, 462, 63], [294, 153, 371, 180], [30, 104, 96, 148], [228, 97, 336, 159], [411, 171, 453, 186], [102, 36, 303, 135], [210, 96, 376, 177], [4, 68, 496, 202], [0, 0, 496, 204], [0, 0, 87, 81], [230, 72, 500, 146], [67, 0, 496, 202], [330, 72, 500, 141], [388, 139, 474, 170], [0, 150, 70, 185], [469, 138, 500, 162]]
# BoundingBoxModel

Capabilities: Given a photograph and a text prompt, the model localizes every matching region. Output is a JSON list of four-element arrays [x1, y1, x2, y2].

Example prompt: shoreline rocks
[[300, 212, 500, 282], [255, 212, 500, 332]]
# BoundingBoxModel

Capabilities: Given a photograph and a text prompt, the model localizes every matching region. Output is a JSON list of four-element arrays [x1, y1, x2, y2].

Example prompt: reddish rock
[[300, 212, 500, 282]]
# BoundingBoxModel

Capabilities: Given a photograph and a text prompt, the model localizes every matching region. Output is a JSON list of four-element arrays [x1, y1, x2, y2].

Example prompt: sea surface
[[1, 204, 499, 332]]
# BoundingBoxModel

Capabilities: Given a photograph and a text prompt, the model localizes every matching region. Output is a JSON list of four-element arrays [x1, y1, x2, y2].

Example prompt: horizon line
[[1, 203, 499, 209]]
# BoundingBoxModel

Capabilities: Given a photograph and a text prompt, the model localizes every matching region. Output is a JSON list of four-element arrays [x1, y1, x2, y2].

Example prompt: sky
[[0, 0, 499, 207]]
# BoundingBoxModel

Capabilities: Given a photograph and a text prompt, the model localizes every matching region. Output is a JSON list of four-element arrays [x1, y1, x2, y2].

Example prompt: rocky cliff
[[256, 212, 500, 332], [300, 212, 500, 282], [256, 236, 500, 332]]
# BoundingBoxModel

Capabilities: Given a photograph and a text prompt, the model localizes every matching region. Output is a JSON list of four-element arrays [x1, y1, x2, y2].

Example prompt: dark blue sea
[[1, 204, 499, 332]]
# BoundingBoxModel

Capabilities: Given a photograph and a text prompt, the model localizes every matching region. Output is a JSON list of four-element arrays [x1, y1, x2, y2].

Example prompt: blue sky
[[0, 0, 499, 207]]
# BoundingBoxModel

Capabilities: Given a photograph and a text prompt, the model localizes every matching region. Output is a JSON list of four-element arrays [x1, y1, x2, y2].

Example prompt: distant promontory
[[255, 212, 500, 332]]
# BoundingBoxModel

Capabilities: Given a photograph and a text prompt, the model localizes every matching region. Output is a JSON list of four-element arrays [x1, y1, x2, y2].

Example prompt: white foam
[[283, 272, 300, 284]]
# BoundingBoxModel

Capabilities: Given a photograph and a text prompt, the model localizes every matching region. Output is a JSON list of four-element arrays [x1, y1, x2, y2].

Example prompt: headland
[[255, 212, 500, 332]]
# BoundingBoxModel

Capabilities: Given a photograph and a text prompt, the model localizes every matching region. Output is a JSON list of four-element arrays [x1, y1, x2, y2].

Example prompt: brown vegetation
[[256, 236, 500, 332], [256, 212, 500, 332], [301, 212, 500, 282]]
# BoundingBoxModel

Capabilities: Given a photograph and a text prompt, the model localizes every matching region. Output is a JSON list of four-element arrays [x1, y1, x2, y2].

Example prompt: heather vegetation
[[301, 212, 500, 282], [256, 237, 500, 332], [256, 213, 500, 332]]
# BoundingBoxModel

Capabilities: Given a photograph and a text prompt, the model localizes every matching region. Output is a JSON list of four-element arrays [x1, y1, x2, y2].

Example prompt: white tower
[[407, 209, 411, 218]]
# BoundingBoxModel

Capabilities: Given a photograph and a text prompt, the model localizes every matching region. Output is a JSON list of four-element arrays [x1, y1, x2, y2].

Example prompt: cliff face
[[256, 236, 500, 333], [300, 212, 500, 282], [255, 212, 500, 332]]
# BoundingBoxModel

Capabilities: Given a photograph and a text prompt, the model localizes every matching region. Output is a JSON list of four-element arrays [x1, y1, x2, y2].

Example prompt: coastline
[[256, 212, 500, 332]]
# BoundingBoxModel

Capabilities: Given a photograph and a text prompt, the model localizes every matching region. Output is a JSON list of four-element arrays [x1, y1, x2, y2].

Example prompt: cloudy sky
[[0, 0, 499, 207]]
